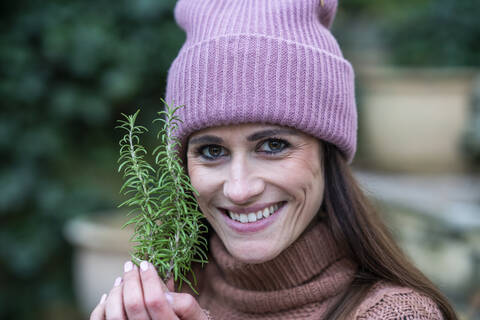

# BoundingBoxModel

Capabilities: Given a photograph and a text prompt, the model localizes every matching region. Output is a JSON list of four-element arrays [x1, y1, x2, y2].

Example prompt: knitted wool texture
[[165, 0, 357, 163], [190, 221, 444, 319]]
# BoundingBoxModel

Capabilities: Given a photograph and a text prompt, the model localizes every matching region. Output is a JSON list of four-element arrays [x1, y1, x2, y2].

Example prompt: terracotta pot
[[64, 211, 134, 315], [358, 67, 478, 173]]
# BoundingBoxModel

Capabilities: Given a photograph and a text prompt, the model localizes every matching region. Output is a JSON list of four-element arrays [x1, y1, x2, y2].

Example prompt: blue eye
[[198, 145, 226, 160], [258, 139, 289, 154]]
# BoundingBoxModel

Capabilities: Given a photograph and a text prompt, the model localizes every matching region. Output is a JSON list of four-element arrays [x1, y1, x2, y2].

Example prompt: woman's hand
[[90, 260, 209, 320]]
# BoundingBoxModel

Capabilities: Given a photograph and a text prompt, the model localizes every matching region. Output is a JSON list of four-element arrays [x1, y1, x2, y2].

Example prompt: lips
[[222, 202, 284, 223]]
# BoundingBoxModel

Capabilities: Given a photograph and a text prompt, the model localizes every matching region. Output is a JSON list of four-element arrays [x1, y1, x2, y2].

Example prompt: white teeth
[[227, 203, 282, 223], [263, 207, 270, 218]]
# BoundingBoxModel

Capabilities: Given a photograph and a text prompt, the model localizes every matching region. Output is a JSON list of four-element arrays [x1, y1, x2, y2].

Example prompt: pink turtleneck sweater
[[190, 222, 444, 319]]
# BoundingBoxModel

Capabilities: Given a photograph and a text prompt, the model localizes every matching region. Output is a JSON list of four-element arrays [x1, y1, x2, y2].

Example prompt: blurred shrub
[[338, 0, 479, 66], [384, 0, 480, 67], [339, 0, 431, 19], [0, 0, 183, 318]]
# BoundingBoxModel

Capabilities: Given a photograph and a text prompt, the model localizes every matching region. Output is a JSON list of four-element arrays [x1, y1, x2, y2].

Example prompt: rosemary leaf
[[116, 100, 208, 291]]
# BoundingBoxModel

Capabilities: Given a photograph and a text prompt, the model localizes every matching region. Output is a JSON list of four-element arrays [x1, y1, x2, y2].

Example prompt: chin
[[226, 241, 282, 264]]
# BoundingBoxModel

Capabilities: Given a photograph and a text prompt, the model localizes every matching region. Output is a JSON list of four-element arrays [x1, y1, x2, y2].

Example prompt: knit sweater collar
[[205, 219, 357, 313]]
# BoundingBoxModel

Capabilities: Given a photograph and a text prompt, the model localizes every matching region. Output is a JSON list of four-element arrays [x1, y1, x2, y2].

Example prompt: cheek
[[271, 153, 323, 192], [302, 157, 324, 200], [187, 163, 220, 205]]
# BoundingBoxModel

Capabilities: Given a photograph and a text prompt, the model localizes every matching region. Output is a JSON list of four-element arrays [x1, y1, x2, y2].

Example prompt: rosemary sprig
[[116, 99, 208, 292]]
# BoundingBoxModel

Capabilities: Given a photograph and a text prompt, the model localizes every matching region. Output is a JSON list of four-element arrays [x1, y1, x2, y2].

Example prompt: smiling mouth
[[222, 202, 285, 223]]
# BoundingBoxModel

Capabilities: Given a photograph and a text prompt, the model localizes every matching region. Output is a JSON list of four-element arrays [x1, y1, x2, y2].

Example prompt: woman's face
[[187, 123, 324, 264]]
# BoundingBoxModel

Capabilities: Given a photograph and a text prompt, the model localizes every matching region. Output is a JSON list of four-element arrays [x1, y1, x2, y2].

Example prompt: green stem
[[165, 117, 182, 281], [128, 121, 153, 257]]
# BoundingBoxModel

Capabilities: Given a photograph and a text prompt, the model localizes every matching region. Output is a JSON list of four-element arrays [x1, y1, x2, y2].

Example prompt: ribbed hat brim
[[166, 34, 357, 163]]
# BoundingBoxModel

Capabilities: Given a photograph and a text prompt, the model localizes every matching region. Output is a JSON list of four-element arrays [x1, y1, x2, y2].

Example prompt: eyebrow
[[188, 128, 299, 146], [247, 128, 299, 141], [188, 135, 224, 145]]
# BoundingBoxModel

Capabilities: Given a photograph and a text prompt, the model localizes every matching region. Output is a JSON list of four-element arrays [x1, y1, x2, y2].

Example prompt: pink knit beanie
[[165, 0, 357, 163]]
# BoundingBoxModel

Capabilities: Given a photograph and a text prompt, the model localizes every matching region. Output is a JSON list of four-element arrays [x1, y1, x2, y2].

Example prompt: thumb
[[166, 292, 209, 320]]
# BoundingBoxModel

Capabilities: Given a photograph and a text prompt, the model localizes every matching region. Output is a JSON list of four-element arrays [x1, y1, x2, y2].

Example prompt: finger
[[139, 261, 178, 320], [105, 276, 126, 320], [90, 293, 107, 320], [167, 292, 209, 320], [122, 261, 150, 320], [166, 277, 175, 292]]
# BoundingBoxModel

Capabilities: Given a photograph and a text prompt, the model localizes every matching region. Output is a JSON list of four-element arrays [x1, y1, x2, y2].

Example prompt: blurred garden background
[[0, 0, 479, 319]]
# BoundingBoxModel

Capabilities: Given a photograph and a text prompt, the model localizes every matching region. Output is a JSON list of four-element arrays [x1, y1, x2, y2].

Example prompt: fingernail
[[100, 293, 107, 304], [124, 261, 133, 273], [140, 260, 149, 271], [165, 292, 173, 305], [114, 276, 122, 287]]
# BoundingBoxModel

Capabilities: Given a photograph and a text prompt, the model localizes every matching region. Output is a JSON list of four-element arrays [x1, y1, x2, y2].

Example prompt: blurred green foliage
[[384, 0, 480, 67], [0, 0, 184, 318], [339, 0, 431, 19], [339, 0, 479, 66]]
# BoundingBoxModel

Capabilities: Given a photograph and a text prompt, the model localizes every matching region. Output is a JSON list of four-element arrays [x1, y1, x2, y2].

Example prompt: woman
[[91, 0, 457, 319]]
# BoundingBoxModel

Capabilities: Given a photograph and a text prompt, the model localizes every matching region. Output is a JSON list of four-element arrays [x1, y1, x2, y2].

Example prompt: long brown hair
[[321, 142, 457, 319]]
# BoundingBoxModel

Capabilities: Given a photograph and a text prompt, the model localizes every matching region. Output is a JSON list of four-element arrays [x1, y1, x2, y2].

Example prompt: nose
[[223, 156, 265, 204]]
